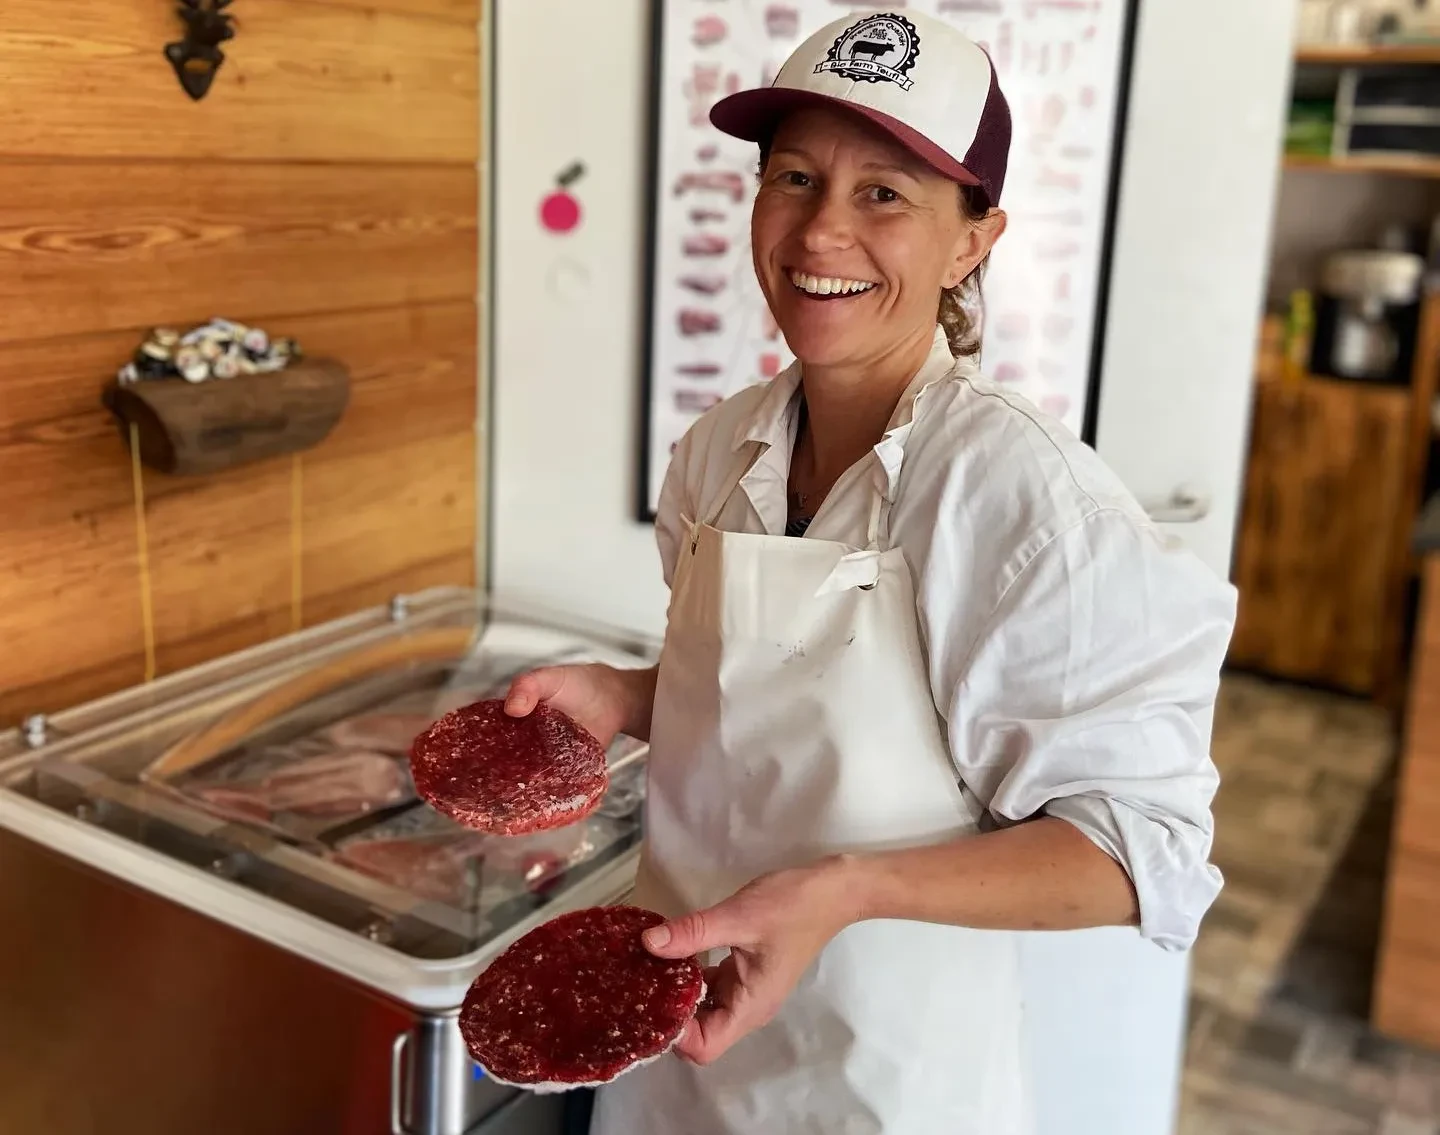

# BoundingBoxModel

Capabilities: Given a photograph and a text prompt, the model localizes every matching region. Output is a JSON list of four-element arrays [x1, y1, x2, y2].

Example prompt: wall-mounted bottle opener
[[165, 0, 236, 101], [540, 162, 585, 234]]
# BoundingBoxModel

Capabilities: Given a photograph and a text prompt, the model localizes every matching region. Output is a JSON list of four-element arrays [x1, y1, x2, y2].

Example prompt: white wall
[[491, 0, 670, 636], [492, 0, 1297, 628], [1093, 0, 1298, 579]]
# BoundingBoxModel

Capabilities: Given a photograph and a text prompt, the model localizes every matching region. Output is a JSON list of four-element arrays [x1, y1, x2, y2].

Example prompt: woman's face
[[752, 107, 1004, 370]]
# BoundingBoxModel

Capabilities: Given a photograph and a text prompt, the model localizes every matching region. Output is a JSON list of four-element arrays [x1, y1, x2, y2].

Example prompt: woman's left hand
[[640, 857, 862, 1066]]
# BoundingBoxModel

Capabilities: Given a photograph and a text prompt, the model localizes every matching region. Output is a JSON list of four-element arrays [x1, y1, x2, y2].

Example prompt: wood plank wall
[[0, 0, 481, 726]]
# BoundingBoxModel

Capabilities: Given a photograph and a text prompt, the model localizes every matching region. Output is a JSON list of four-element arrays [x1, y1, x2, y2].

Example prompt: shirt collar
[[731, 357, 805, 453], [731, 325, 959, 501]]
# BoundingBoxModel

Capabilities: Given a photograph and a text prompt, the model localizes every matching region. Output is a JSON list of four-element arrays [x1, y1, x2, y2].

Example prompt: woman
[[508, 10, 1233, 1134]]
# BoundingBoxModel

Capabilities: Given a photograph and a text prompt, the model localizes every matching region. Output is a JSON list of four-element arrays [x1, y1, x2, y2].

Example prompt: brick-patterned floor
[[1179, 673, 1440, 1134]]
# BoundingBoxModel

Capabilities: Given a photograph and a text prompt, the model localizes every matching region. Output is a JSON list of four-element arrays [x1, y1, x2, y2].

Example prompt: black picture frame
[[635, 0, 669, 525]]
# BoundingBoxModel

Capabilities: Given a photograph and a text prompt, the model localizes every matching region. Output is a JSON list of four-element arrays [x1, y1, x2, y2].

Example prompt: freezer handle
[[390, 1029, 412, 1135]]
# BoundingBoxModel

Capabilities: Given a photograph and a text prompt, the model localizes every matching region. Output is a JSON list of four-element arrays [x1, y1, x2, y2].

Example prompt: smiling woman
[[503, 9, 1236, 1134], [752, 113, 1001, 370], [741, 104, 1009, 536]]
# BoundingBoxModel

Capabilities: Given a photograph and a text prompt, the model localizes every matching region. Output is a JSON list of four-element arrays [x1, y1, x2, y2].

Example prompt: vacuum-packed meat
[[339, 832, 487, 903], [193, 750, 408, 821], [323, 713, 434, 756], [335, 806, 633, 907]]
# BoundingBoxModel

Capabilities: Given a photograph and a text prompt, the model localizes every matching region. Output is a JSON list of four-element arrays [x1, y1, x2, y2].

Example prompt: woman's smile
[[786, 270, 878, 299]]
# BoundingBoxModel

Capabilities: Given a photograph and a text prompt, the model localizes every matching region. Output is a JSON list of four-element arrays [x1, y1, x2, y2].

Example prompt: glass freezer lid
[[0, 589, 657, 964]]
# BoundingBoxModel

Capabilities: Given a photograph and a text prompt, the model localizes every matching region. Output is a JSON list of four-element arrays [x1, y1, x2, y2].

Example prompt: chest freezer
[[0, 588, 658, 1135]]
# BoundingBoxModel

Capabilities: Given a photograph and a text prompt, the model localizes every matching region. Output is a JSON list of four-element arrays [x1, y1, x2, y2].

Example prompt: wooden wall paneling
[[2, 0, 478, 162], [299, 429, 476, 602], [1376, 556, 1440, 1048], [0, 0, 483, 727], [1228, 378, 1411, 694], [0, 301, 477, 725], [0, 162, 478, 344], [295, 301, 478, 460], [292, 298, 479, 629], [0, 330, 147, 723], [143, 461, 299, 653], [299, 550, 476, 632], [146, 430, 476, 674], [304, 0, 479, 24]]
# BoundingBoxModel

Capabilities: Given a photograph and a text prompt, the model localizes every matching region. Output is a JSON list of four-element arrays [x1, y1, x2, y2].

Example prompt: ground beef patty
[[460, 905, 705, 1091], [408, 699, 607, 836]]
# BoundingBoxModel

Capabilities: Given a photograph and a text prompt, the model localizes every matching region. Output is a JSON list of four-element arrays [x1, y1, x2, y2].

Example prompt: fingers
[[675, 1003, 745, 1065], [674, 963, 768, 1067], [503, 669, 564, 717], [644, 903, 749, 959]]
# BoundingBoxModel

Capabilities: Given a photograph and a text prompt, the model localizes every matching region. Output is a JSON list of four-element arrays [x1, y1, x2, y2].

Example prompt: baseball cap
[[710, 10, 1011, 209]]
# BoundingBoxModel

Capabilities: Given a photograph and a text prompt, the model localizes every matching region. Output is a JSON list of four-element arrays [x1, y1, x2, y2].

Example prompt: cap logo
[[814, 14, 921, 90]]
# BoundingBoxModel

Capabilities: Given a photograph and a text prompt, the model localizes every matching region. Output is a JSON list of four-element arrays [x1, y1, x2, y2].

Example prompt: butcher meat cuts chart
[[640, 0, 1134, 518]]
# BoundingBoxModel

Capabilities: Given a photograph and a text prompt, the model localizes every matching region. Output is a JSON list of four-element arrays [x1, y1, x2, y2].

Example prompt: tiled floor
[[1179, 672, 1440, 1134]]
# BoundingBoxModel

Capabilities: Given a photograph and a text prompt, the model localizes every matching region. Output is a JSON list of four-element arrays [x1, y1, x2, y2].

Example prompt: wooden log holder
[[102, 358, 350, 476]]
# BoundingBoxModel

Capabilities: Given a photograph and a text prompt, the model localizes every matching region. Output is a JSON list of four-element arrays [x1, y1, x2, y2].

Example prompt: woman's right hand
[[502, 663, 654, 748]]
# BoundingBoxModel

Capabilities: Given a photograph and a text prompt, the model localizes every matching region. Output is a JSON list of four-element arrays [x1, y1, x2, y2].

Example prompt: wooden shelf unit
[[1284, 152, 1440, 178], [1296, 43, 1440, 65], [1229, 376, 1413, 697], [1287, 44, 1440, 179]]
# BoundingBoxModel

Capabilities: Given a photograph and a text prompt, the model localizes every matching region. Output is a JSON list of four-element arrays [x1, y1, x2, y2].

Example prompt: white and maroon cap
[[710, 10, 1011, 208]]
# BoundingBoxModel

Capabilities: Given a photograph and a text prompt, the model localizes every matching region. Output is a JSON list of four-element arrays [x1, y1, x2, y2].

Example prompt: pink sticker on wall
[[540, 192, 581, 233], [540, 162, 585, 234]]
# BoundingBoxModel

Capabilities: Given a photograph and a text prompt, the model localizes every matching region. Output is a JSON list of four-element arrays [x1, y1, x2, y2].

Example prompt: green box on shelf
[[1286, 99, 1335, 157]]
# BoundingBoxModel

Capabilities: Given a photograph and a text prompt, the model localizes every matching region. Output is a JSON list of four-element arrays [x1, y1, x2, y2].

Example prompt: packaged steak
[[321, 712, 434, 756], [333, 805, 637, 910], [175, 736, 414, 842], [331, 807, 489, 905]]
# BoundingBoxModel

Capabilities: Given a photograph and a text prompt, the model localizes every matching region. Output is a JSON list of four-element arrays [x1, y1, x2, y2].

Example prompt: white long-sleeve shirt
[[654, 326, 1234, 951]]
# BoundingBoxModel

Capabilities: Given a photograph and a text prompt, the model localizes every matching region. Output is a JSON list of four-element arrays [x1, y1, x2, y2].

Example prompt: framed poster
[[637, 0, 1140, 520]]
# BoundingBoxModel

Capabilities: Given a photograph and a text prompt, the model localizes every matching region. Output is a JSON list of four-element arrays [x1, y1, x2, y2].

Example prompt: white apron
[[590, 443, 1030, 1135]]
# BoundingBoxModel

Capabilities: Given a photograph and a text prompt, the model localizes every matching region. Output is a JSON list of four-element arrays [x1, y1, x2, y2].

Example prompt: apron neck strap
[[865, 488, 886, 550]]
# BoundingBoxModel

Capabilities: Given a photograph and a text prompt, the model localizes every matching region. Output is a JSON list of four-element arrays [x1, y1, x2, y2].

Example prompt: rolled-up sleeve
[[937, 508, 1235, 951]]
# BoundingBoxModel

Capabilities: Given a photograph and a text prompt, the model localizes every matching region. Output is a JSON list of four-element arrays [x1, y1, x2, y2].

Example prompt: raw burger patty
[[408, 700, 607, 835], [460, 905, 704, 1090]]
